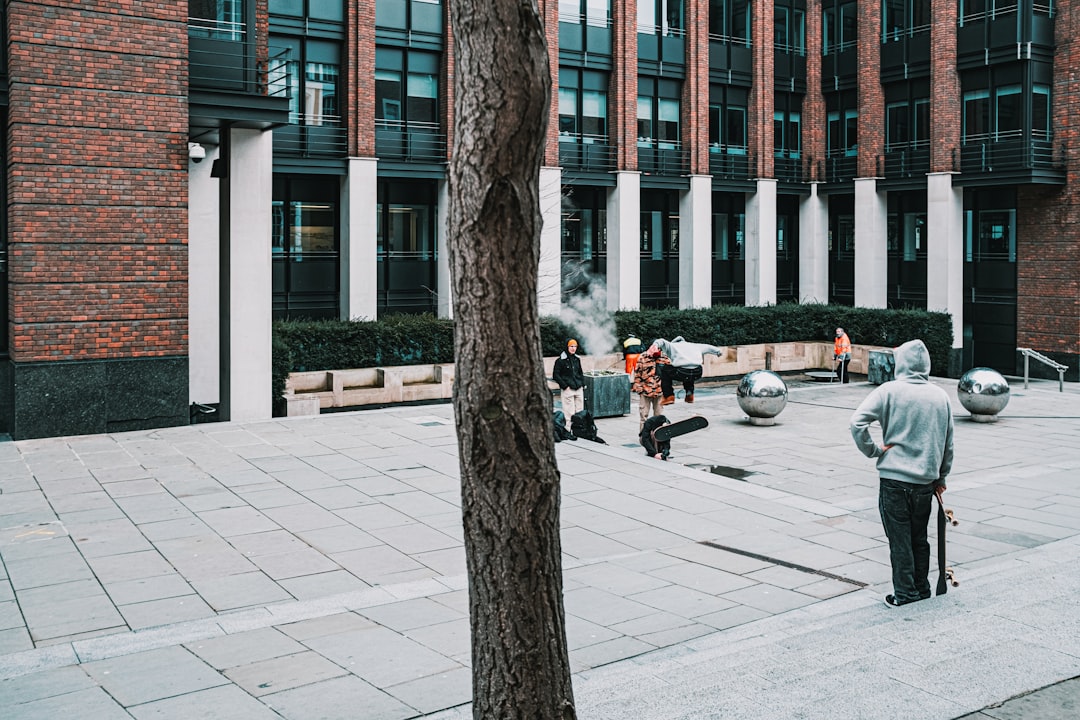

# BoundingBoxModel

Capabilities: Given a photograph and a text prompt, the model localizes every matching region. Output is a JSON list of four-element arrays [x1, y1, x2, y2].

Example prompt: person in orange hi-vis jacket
[[834, 327, 852, 383]]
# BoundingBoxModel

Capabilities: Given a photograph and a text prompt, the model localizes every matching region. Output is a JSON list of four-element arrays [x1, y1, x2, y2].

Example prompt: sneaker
[[661, 395, 675, 406], [884, 594, 905, 607], [685, 393, 694, 403]]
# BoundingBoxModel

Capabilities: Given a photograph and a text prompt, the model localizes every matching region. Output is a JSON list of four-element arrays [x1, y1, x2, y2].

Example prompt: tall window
[[883, 0, 929, 40], [774, 5, 806, 54], [828, 109, 858, 156], [709, 87, 749, 154], [774, 95, 802, 158], [272, 39, 341, 127], [886, 97, 929, 151], [823, 0, 857, 54], [709, 0, 750, 43], [1033, 84, 1050, 140], [375, 49, 439, 127], [190, 0, 243, 39], [559, 0, 610, 25], [638, 0, 684, 35], [638, 93, 680, 149], [559, 69, 608, 142]]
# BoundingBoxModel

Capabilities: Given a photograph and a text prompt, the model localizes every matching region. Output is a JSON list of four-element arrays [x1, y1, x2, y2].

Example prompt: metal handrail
[[1018, 347, 1068, 391]]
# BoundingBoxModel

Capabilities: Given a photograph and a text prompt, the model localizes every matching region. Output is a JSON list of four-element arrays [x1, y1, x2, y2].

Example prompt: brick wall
[[929, 0, 960, 172], [353, 0, 375, 157], [857, 0, 884, 176], [611, 0, 638, 170], [803, 0, 825, 181], [1014, 3, 1080, 359], [6, 0, 188, 363], [684, 0, 710, 175], [748, 0, 774, 178]]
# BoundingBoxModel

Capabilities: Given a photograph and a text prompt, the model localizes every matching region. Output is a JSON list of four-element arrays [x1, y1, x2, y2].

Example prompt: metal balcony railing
[[559, 136, 615, 172], [637, 145, 688, 176], [188, 20, 291, 99], [374, 120, 447, 163], [959, 132, 1063, 174], [708, 148, 751, 180]]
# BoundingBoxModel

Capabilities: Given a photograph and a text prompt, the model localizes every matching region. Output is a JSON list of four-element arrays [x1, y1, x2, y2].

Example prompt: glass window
[[586, 0, 609, 26], [963, 89, 990, 140], [375, 69, 402, 122], [582, 90, 607, 138], [995, 85, 1022, 135], [658, 98, 680, 148], [1033, 85, 1050, 140], [559, 0, 580, 22], [726, 106, 747, 152], [637, 97, 654, 146], [559, 87, 579, 138], [407, 71, 437, 124], [638, 0, 657, 33], [914, 99, 929, 144], [886, 102, 907, 150], [190, 0, 243, 39], [305, 62, 339, 126]]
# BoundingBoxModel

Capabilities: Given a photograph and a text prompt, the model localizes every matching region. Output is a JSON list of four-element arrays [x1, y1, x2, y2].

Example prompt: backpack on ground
[[570, 410, 606, 444], [552, 411, 577, 443]]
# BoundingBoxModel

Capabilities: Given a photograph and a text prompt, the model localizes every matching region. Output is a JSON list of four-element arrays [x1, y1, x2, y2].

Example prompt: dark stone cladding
[[2, 357, 189, 440]]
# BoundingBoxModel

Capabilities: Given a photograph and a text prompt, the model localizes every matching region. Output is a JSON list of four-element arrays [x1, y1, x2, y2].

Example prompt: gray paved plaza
[[1, 374, 1078, 719]]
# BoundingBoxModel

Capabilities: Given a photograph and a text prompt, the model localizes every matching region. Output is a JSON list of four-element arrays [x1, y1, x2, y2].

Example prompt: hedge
[[273, 304, 953, 409]]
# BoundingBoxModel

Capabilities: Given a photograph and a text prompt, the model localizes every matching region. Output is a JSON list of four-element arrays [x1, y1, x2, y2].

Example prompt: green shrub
[[273, 304, 953, 412]]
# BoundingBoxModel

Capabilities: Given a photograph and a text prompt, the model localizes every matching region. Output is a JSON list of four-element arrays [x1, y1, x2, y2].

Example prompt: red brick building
[[0, 0, 1075, 438]]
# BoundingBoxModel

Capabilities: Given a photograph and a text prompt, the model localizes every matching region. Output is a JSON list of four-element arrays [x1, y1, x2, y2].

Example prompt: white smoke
[[560, 264, 617, 356]]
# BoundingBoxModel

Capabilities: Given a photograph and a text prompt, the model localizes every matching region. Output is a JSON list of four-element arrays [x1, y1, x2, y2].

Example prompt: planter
[[583, 370, 631, 418]]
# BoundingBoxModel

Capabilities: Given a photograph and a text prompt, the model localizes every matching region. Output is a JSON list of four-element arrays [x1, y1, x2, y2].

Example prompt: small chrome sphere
[[957, 367, 1010, 422], [737, 370, 788, 425]]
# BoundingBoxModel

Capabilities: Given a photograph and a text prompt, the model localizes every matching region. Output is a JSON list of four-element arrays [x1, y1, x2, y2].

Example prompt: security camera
[[188, 142, 206, 163]]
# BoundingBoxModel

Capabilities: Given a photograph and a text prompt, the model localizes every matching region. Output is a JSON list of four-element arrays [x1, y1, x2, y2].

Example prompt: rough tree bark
[[447, 1, 577, 718]]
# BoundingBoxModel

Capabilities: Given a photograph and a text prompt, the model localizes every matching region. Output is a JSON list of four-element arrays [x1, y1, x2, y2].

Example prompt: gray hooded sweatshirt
[[849, 339, 955, 486], [653, 336, 723, 368]]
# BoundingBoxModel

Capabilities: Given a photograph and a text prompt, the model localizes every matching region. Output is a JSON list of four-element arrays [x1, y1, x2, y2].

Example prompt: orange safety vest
[[835, 333, 851, 358]]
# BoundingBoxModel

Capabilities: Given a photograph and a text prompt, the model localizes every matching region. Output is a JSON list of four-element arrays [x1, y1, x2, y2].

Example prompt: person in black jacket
[[553, 338, 585, 423]]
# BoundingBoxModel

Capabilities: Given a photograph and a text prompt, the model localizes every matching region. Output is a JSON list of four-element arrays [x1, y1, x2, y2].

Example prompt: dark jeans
[[879, 478, 936, 603], [660, 365, 703, 397], [837, 357, 851, 383]]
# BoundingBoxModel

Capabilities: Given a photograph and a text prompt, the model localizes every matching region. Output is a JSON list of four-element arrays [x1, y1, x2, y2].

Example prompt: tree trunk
[[447, 1, 576, 718]]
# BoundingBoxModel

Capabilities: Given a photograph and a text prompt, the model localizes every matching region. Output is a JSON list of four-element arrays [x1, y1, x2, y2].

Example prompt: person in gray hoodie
[[850, 339, 955, 607], [653, 336, 724, 405]]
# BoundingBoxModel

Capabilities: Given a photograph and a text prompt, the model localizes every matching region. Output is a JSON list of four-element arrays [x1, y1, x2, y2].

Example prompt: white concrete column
[[342, 157, 377, 320], [188, 144, 221, 405], [679, 175, 712, 308], [223, 128, 274, 422], [606, 171, 641, 311], [437, 179, 453, 319], [798, 182, 829, 304], [854, 177, 888, 308], [745, 179, 777, 306], [927, 172, 964, 352], [538, 166, 563, 317]]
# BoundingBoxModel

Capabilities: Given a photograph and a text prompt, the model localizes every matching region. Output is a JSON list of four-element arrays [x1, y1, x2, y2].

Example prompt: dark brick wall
[[3, 1, 190, 435], [930, 0, 961, 172], [1012, 2, 1080, 369], [6, 0, 189, 363], [857, 0, 884, 176]]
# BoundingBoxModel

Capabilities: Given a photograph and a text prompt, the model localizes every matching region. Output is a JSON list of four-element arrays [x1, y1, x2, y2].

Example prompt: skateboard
[[651, 415, 709, 442], [935, 496, 958, 595]]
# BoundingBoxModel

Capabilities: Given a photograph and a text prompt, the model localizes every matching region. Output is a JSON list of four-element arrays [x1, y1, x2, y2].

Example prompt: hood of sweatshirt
[[894, 339, 931, 381]]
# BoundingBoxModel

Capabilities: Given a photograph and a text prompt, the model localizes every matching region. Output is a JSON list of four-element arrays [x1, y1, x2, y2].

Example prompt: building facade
[[0, 0, 1076, 439]]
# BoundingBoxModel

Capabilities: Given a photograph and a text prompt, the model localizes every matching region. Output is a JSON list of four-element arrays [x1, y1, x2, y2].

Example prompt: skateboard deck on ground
[[652, 415, 708, 442]]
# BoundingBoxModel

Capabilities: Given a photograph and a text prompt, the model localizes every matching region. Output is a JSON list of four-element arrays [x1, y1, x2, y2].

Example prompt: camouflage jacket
[[631, 354, 671, 397]]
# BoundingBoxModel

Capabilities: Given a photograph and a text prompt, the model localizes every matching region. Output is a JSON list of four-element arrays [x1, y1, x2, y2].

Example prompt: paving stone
[[7, 686, 132, 720], [186, 627, 307, 670], [302, 626, 463, 688], [224, 650, 348, 696], [118, 594, 216, 630], [127, 684, 282, 720], [263, 675, 414, 720], [188, 572, 292, 611]]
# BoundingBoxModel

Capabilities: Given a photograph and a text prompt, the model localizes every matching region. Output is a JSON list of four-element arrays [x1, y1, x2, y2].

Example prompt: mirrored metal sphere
[[737, 370, 788, 422], [957, 367, 1010, 419]]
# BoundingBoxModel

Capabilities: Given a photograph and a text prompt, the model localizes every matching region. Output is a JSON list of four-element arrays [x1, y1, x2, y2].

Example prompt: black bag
[[640, 415, 671, 459], [552, 411, 577, 443], [570, 410, 606, 444]]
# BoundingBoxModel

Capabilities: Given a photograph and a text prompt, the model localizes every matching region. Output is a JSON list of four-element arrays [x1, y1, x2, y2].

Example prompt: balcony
[[774, 154, 804, 185], [637, 145, 687, 177], [878, 142, 931, 188], [274, 115, 348, 158], [822, 155, 858, 185], [188, 18, 291, 139], [559, 137, 615, 174], [957, 132, 1065, 186], [708, 148, 752, 183], [374, 121, 447, 164]]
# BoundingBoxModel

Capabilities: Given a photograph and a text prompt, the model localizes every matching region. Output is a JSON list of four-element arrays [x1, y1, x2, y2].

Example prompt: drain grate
[[698, 540, 868, 587]]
